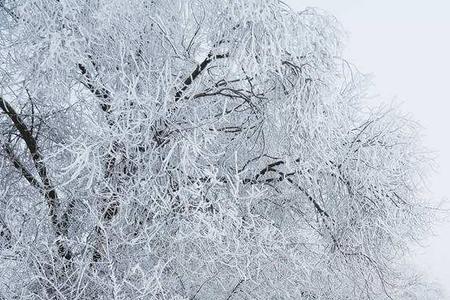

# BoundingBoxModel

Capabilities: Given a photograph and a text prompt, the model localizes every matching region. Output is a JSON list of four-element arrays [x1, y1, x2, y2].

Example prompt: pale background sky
[[285, 0, 450, 297]]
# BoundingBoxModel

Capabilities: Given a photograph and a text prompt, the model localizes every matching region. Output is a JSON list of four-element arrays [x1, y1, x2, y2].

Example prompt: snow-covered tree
[[0, 0, 436, 299]]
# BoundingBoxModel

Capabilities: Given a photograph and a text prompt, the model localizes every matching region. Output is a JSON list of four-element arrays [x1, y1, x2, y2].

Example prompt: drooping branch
[[239, 158, 331, 219]]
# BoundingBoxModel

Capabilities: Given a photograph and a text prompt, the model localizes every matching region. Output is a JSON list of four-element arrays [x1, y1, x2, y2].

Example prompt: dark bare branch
[[174, 52, 229, 102], [0, 97, 72, 259]]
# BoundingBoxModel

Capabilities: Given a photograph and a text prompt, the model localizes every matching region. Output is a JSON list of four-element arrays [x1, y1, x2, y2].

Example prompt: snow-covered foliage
[[0, 0, 436, 299]]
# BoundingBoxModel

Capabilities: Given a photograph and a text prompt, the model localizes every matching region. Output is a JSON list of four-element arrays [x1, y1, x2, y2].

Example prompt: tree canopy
[[0, 0, 437, 299]]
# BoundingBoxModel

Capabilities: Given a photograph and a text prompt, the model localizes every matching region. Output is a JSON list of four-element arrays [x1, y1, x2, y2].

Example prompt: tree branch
[[78, 63, 112, 113], [0, 97, 59, 225], [77, 64, 121, 262], [2, 142, 42, 190], [0, 97, 71, 259], [174, 52, 228, 102]]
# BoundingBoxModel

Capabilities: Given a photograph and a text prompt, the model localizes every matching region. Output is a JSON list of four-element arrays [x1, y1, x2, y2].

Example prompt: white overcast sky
[[285, 0, 450, 296]]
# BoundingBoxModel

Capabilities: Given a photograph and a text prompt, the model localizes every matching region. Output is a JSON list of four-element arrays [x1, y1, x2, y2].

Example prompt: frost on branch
[[0, 0, 437, 299]]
